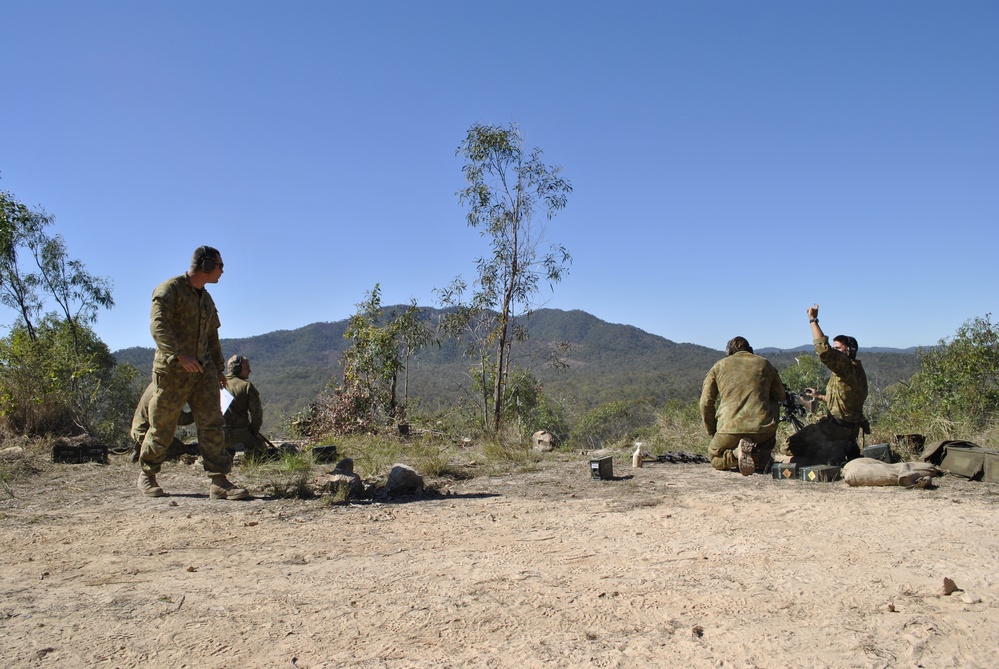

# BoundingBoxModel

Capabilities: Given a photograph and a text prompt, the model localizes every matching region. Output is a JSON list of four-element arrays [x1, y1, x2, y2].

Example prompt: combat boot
[[737, 438, 757, 476], [137, 471, 165, 497], [209, 475, 250, 501]]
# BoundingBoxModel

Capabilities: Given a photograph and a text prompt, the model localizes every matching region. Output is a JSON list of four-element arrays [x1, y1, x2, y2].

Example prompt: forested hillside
[[114, 308, 921, 429]]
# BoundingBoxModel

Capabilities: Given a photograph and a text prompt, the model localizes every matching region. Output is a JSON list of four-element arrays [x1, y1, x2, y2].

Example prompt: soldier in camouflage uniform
[[700, 336, 786, 475], [130, 381, 196, 462], [223, 354, 267, 457], [787, 304, 869, 466], [137, 246, 250, 500]]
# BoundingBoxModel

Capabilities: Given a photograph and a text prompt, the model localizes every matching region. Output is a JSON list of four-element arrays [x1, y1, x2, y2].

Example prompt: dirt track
[[1, 451, 997, 668]]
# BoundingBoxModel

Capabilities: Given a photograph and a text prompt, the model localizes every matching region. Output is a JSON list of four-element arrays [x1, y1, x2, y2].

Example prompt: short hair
[[833, 335, 859, 359], [726, 336, 753, 356], [190, 245, 221, 273]]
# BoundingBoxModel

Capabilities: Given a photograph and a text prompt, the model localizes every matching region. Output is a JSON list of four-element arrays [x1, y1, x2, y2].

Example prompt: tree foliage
[[776, 353, 828, 395], [0, 190, 129, 443], [881, 314, 999, 435], [0, 191, 113, 352], [437, 123, 572, 433], [296, 285, 437, 438], [0, 316, 139, 444]]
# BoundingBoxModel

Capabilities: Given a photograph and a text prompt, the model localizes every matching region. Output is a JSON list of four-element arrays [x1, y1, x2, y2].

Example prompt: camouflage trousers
[[139, 370, 231, 476], [708, 430, 777, 472], [786, 416, 861, 466]]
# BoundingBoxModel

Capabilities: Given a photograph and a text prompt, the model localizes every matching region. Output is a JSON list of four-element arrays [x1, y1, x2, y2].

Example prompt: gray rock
[[315, 471, 364, 500], [333, 457, 354, 475], [385, 463, 424, 497]]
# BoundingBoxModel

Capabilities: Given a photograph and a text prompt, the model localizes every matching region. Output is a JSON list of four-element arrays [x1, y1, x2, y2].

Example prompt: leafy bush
[[568, 399, 657, 450], [0, 317, 139, 446], [879, 314, 999, 442]]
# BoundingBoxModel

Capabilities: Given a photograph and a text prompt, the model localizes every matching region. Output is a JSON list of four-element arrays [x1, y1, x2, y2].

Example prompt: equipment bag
[[922, 439, 999, 481]]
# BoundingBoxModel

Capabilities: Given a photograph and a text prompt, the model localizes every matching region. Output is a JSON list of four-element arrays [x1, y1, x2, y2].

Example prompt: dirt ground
[[1, 449, 998, 669]]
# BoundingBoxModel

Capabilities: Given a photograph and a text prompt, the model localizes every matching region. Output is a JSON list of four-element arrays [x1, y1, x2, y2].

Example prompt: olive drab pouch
[[939, 446, 987, 480], [921, 439, 980, 466], [919, 439, 999, 482]]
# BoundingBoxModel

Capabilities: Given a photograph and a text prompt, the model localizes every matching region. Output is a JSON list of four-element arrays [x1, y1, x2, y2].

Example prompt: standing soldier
[[700, 336, 786, 475], [137, 245, 249, 500]]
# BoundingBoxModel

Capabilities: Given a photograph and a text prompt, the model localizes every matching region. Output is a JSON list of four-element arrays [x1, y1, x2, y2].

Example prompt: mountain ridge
[[113, 307, 922, 428]]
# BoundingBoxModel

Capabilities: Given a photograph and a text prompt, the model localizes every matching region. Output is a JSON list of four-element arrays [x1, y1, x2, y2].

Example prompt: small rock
[[691, 625, 704, 638], [960, 592, 982, 605], [941, 577, 962, 596], [887, 602, 896, 612]]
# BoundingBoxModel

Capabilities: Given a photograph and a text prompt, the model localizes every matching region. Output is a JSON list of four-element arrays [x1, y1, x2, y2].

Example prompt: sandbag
[[842, 458, 942, 487]]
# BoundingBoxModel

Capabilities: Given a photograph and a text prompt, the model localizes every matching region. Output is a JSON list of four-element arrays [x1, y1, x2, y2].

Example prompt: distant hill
[[114, 308, 921, 429]]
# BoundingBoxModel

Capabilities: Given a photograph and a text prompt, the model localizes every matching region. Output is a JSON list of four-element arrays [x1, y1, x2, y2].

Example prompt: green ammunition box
[[772, 463, 798, 480], [797, 465, 841, 482], [590, 456, 613, 480], [862, 443, 897, 463], [311, 444, 339, 463], [51, 443, 108, 464]]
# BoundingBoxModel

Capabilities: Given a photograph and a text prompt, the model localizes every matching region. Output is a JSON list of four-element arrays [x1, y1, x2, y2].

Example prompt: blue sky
[[2, 1, 996, 353]]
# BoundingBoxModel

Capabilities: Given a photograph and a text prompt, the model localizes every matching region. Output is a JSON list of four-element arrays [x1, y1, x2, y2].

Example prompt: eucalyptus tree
[[437, 123, 572, 433]]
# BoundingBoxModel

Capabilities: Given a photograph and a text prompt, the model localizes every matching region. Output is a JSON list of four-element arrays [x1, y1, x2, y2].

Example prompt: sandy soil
[[1, 450, 998, 669]]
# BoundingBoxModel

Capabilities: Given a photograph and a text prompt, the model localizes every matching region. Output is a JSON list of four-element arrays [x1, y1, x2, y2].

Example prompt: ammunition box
[[772, 463, 798, 480], [797, 465, 841, 482], [590, 456, 613, 480], [311, 445, 339, 464], [51, 444, 108, 464], [862, 444, 897, 463]]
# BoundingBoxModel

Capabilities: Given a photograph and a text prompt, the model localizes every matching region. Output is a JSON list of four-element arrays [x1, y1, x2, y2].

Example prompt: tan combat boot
[[137, 471, 165, 497], [737, 438, 757, 476], [209, 475, 250, 500]]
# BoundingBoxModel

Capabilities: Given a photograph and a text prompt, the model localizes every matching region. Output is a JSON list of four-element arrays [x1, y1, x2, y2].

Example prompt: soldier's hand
[[807, 304, 819, 320], [217, 372, 228, 389], [178, 354, 203, 373]]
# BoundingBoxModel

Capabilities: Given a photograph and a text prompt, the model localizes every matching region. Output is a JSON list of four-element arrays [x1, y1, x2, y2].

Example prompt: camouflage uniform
[[787, 336, 868, 466], [700, 351, 786, 471], [139, 274, 230, 476], [223, 373, 265, 455], [131, 381, 195, 460]]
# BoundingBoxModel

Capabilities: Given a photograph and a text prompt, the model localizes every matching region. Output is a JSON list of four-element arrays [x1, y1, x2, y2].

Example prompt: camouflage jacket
[[223, 375, 263, 434], [700, 351, 786, 435], [149, 274, 224, 375], [815, 336, 868, 423]]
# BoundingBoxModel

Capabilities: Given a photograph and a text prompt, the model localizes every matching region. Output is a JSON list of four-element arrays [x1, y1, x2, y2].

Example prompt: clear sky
[[2, 1, 996, 353]]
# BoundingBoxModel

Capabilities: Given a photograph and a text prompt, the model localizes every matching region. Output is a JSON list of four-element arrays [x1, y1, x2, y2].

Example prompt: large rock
[[0, 446, 25, 460], [532, 430, 554, 452], [315, 471, 364, 500], [385, 464, 424, 497]]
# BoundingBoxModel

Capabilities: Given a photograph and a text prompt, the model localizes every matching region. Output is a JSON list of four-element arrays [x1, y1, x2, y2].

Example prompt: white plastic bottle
[[632, 442, 644, 468]]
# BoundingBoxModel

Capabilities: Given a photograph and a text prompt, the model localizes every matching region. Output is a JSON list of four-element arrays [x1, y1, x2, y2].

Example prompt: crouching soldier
[[222, 354, 268, 457], [700, 336, 786, 475]]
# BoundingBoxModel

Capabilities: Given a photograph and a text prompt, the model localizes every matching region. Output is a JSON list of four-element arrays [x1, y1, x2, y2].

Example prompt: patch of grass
[[262, 473, 314, 499]]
